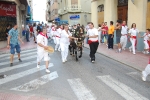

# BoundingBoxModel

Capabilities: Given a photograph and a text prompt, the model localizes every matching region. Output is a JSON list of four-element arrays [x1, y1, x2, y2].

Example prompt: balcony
[[67, 4, 81, 12]]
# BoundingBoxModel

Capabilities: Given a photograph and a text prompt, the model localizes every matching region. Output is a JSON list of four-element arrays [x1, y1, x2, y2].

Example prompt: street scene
[[0, 0, 150, 100]]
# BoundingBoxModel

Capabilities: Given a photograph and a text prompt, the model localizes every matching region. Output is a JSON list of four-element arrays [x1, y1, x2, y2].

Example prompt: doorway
[[97, 5, 104, 25], [117, 0, 128, 22]]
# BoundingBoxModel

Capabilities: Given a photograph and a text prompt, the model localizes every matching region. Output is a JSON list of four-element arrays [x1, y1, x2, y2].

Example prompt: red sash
[[88, 40, 98, 45], [56, 36, 60, 38]]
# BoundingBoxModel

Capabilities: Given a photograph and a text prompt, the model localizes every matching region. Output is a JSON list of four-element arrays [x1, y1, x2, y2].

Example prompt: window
[[97, 5, 104, 12], [71, 0, 78, 5], [118, 0, 128, 6]]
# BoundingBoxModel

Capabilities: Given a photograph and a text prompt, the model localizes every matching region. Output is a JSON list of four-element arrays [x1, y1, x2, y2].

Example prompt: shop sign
[[0, 3, 16, 17], [70, 15, 80, 20]]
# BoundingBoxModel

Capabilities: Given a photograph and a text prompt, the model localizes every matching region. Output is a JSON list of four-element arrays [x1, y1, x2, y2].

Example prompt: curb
[[84, 46, 142, 72]]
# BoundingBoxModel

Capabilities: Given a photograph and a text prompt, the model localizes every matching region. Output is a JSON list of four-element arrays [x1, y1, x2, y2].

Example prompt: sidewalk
[[84, 43, 150, 71], [0, 37, 37, 54]]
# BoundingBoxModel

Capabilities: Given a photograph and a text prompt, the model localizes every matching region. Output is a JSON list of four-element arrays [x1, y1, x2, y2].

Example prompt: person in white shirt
[[128, 23, 139, 55], [139, 29, 150, 54], [33, 23, 37, 43], [86, 22, 99, 63], [120, 21, 129, 50], [60, 25, 77, 63], [98, 24, 101, 44], [55, 25, 63, 51], [51, 25, 57, 44], [142, 57, 150, 81], [36, 27, 50, 73]]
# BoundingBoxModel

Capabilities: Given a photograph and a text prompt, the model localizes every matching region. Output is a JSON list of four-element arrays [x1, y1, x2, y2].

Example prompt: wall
[[104, 0, 117, 27], [128, 0, 147, 32], [146, 2, 150, 29]]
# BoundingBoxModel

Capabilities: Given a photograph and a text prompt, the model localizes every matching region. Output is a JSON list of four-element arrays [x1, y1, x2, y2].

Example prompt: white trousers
[[60, 43, 69, 61], [55, 37, 61, 50], [37, 50, 50, 62], [53, 36, 56, 44], [144, 40, 149, 49], [120, 35, 127, 49], [143, 64, 150, 78], [129, 38, 136, 53]]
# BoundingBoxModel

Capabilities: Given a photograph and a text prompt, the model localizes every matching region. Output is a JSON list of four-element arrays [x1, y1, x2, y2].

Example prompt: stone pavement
[[0, 37, 37, 54], [84, 43, 150, 71]]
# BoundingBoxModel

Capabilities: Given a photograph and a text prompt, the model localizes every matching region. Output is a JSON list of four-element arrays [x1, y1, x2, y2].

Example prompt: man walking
[[7, 23, 24, 66], [26, 23, 30, 42], [86, 22, 99, 63], [108, 21, 115, 49], [120, 21, 128, 50]]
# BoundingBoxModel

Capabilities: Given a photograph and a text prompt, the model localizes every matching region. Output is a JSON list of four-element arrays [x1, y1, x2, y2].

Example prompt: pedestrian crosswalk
[[0, 48, 149, 100]]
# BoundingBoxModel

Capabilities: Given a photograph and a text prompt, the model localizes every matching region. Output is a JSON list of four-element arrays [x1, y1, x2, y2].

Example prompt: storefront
[[0, 1, 16, 41]]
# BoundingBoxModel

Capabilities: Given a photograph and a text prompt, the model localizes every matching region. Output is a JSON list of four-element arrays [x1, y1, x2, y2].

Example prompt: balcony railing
[[67, 4, 81, 12]]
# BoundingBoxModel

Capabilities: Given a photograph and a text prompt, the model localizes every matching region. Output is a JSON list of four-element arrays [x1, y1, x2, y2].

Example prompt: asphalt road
[[0, 42, 150, 100]]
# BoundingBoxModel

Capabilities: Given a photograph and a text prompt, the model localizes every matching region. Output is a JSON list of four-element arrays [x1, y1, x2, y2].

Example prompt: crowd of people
[[5, 20, 150, 81]]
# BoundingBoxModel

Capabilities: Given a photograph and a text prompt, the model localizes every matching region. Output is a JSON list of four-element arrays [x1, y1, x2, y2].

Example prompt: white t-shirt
[[60, 30, 72, 45], [128, 28, 139, 36], [87, 28, 98, 41], [33, 26, 37, 33], [143, 33, 150, 41], [37, 33, 48, 51], [121, 26, 128, 35], [56, 28, 62, 37]]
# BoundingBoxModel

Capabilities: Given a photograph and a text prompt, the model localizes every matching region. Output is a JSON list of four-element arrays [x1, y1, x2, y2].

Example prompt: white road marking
[[67, 78, 96, 100], [0, 55, 37, 66], [0, 48, 36, 58], [0, 61, 37, 73], [11, 71, 58, 92], [4, 52, 37, 60], [0, 64, 53, 85], [97, 75, 149, 100]]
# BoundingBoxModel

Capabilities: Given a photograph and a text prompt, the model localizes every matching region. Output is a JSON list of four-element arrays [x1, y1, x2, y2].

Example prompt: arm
[[37, 43, 48, 49]]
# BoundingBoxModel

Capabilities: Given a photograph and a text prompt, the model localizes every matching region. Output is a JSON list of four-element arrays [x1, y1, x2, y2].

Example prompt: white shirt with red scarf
[[56, 28, 62, 38], [121, 26, 128, 35], [129, 28, 139, 37], [37, 32, 48, 52], [87, 28, 99, 42]]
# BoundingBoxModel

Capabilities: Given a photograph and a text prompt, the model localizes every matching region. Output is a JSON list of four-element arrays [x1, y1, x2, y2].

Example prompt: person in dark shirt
[[6, 24, 11, 39], [37, 24, 41, 34]]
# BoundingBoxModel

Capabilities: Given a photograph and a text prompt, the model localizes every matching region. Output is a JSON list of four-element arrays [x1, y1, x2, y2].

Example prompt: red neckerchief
[[40, 32, 48, 38], [60, 28, 63, 30], [122, 24, 125, 27]]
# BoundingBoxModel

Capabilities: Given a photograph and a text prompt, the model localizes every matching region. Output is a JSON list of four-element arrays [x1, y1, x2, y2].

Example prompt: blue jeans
[[10, 44, 21, 54], [26, 31, 29, 42], [101, 34, 108, 43]]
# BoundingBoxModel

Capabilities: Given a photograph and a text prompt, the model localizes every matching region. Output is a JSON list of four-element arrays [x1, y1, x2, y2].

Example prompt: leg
[[10, 44, 16, 66], [142, 64, 150, 81], [44, 52, 50, 73], [108, 34, 111, 49], [75, 48, 78, 61], [16, 44, 21, 60], [79, 47, 82, 58], [60, 44, 65, 62], [132, 39, 136, 54], [89, 43, 95, 61], [110, 35, 114, 49]]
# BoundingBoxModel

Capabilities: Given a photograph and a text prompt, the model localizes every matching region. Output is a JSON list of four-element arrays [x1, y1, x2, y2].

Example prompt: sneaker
[[133, 52, 136, 55], [91, 60, 95, 63], [19, 59, 22, 62], [37, 65, 40, 69], [10, 63, 13, 67], [46, 69, 50, 73], [62, 60, 65, 63]]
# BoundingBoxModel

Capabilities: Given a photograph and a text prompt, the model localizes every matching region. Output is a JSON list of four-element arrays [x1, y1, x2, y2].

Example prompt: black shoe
[[19, 59, 22, 62], [35, 42, 37, 43], [10, 63, 13, 67]]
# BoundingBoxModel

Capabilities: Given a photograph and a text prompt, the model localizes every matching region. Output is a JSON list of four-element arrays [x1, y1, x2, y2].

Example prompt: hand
[[44, 46, 48, 50], [7, 45, 10, 49], [21, 41, 24, 45]]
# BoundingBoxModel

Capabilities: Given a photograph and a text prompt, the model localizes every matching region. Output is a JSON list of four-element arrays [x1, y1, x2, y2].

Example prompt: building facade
[[0, 0, 29, 49], [57, 0, 91, 26], [91, 0, 150, 31], [46, 0, 58, 22]]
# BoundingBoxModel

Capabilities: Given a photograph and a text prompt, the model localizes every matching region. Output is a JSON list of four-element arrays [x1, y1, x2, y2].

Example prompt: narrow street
[[0, 42, 150, 100]]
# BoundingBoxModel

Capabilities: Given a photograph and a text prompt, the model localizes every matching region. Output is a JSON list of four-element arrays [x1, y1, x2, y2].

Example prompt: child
[[139, 29, 150, 54], [142, 57, 150, 81]]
